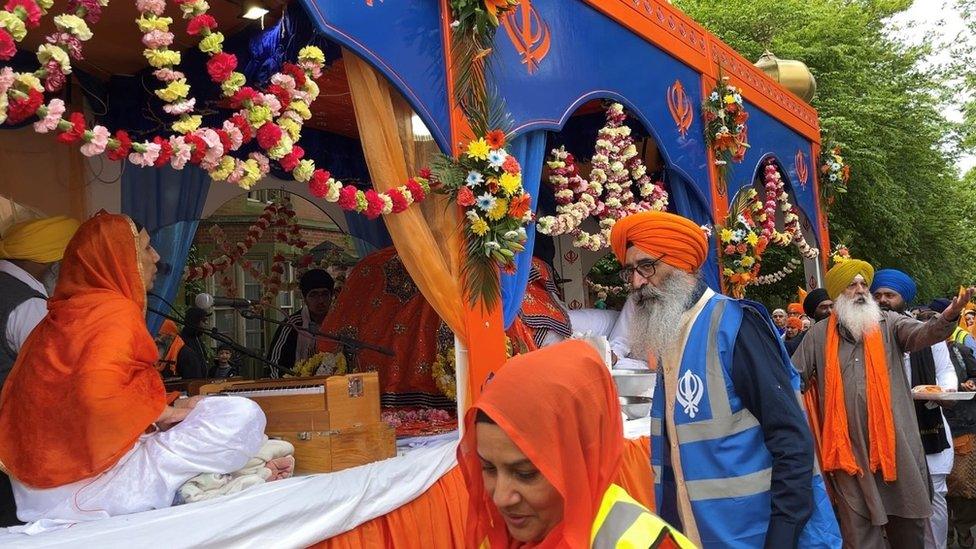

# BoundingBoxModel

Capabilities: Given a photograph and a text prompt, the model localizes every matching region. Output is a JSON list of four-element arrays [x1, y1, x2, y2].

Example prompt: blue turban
[[870, 268, 917, 305]]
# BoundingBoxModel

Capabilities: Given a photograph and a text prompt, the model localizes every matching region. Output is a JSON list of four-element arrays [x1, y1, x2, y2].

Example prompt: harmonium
[[199, 373, 396, 474]]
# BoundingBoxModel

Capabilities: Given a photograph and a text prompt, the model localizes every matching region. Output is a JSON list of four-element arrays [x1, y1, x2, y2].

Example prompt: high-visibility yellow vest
[[590, 483, 697, 549]]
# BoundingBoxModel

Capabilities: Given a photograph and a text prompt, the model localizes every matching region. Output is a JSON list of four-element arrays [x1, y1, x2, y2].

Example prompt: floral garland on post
[[831, 243, 851, 266], [432, 130, 532, 308], [819, 143, 850, 211], [703, 76, 749, 194], [537, 103, 668, 251]]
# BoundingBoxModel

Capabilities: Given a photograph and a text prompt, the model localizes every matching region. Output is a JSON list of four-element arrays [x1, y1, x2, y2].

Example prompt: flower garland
[[537, 103, 668, 251], [584, 277, 629, 297], [1, 0, 433, 221], [753, 256, 802, 286], [831, 243, 851, 266], [819, 143, 850, 211], [756, 162, 819, 260], [718, 188, 767, 298], [293, 351, 347, 377], [703, 76, 749, 194], [432, 129, 531, 308], [431, 348, 456, 402]]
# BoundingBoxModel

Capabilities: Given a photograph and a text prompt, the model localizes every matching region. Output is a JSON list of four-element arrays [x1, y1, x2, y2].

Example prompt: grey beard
[[834, 293, 882, 340], [628, 270, 699, 361]]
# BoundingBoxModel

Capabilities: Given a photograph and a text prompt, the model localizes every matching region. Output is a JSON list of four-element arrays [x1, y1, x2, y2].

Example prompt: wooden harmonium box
[[199, 373, 395, 474]]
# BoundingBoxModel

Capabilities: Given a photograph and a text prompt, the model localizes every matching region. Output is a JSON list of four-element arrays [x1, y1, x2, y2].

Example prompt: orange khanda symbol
[[502, 1, 551, 74], [667, 80, 693, 137], [795, 149, 809, 187]]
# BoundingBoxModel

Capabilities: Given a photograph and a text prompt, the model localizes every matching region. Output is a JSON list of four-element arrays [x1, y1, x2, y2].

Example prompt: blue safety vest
[[651, 291, 841, 548]]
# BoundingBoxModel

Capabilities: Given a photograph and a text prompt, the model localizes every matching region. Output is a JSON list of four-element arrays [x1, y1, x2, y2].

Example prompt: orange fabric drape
[[343, 49, 466, 342], [311, 436, 652, 548], [820, 313, 896, 481], [0, 212, 166, 488]]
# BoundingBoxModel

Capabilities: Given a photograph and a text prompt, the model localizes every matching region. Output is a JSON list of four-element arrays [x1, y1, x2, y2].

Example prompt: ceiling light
[[241, 1, 269, 20]]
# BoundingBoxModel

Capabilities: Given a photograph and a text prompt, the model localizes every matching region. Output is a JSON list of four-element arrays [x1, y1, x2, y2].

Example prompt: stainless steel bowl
[[612, 371, 654, 397], [619, 396, 652, 420]]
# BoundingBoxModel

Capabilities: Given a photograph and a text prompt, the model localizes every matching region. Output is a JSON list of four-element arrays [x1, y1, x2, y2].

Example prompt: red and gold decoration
[[703, 76, 749, 194], [432, 129, 532, 308]]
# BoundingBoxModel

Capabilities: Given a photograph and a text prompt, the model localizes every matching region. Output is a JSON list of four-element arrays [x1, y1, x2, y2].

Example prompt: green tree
[[676, 0, 976, 305]]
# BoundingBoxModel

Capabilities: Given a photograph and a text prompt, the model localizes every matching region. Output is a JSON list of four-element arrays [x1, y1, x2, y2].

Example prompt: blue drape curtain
[[501, 130, 549, 329], [666, 170, 720, 291], [121, 165, 210, 334]]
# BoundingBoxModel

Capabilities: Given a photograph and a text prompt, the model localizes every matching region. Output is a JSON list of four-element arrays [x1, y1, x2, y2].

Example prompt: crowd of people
[[3, 208, 976, 548]]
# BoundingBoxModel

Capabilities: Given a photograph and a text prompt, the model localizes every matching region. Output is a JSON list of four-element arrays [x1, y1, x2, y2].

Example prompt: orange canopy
[[0, 212, 165, 488], [458, 340, 623, 548]]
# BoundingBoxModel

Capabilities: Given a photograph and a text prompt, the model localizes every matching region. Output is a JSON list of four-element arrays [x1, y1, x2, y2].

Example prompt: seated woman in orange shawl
[[0, 212, 270, 526], [457, 340, 694, 548]]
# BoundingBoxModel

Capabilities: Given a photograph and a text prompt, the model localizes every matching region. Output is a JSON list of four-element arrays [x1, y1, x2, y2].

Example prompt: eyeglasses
[[619, 255, 666, 283]]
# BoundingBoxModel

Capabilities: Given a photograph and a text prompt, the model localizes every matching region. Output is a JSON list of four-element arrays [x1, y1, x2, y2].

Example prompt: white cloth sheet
[[0, 259, 48, 353], [10, 396, 266, 532], [0, 420, 651, 547]]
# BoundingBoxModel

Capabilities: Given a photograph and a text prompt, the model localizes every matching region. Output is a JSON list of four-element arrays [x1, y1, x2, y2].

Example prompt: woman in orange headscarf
[[457, 340, 694, 548], [0, 212, 267, 525]]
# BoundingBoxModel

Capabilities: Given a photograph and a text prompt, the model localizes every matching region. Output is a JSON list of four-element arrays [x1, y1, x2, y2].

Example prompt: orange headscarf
[[609, 211, 707, 273], [819, 313, 896, 481], [156, 319, 184, 375], [0, 212, 166, 488], [458, 340, 623, 548]]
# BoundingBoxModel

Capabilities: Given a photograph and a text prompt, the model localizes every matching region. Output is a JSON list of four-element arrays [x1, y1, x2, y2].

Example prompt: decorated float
[[0, 0, 843, 545]]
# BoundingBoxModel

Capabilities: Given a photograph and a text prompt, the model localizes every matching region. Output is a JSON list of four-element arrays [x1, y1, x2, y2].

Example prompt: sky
[[888, 0, 974, 175]]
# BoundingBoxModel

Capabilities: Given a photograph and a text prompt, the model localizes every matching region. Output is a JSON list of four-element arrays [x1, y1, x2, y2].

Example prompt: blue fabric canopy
[[501, 130, 549, 329], [121, 165, 210, 334]]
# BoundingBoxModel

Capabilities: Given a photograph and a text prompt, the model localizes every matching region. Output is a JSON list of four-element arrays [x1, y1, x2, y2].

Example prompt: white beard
[[833, 293, 883, 340], [628, 270, 699, 362]]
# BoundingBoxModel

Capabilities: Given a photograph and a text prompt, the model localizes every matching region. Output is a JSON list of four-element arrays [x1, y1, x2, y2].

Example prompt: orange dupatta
[[457, 340, 624, 548], [0, 212, 166, 488], [820, 313, 897, 481]]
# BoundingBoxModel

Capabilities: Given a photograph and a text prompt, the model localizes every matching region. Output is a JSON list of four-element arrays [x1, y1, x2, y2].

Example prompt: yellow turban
[[609, 211, 708, 273], [824, 259, 874, 300], [0, 216, 81, 263]]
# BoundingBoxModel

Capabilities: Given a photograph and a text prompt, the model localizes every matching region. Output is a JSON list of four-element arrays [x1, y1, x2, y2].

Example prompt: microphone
[[194, 293, 255, 310]]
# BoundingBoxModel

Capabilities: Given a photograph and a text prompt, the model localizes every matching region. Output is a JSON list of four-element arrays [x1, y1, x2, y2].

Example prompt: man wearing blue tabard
[[609, 211, 841, 549]]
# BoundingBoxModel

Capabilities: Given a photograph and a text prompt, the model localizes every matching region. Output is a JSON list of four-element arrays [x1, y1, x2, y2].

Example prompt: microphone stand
[[149, 307, 298, 377], [238, 309, 394, 373]]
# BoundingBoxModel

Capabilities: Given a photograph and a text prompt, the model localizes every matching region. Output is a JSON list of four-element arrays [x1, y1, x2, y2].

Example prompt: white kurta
[[10, 396, 266, 533], [903, 342, 956, 549], [0, 260, 48, 353]]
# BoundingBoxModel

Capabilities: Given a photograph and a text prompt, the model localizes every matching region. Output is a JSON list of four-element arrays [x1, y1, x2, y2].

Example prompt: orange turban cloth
[[824, 259, 874, 300], [787, 317, 803, 330], [610, 211, 708, 273], [458, 340, 623, 548], [787, 303, 803, 315], [0, 212, 165, 488]]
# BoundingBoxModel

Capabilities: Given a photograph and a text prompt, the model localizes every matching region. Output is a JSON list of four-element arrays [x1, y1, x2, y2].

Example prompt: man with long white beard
[[792, 260, 974, 549], [610, 211, 841, 549], [870, 268, 956, 549]]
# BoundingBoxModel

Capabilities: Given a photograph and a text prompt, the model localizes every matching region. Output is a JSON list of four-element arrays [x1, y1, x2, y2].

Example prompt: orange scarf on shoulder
[[820, 313, 897, 481]]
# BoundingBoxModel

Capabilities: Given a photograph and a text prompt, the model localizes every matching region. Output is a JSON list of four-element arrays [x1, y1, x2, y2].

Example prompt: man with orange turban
[[0, 212, 271, 527], [792, 260, 975, 548], [610, 211, 840, 547]]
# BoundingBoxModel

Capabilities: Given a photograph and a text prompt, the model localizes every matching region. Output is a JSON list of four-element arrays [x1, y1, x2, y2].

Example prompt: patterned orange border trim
[[584, 0, 821, 143]]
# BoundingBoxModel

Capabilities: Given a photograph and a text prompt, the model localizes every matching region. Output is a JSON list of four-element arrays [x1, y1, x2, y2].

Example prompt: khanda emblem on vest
[[676, 370, 705, 418], [501, 1, 551, 74]]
